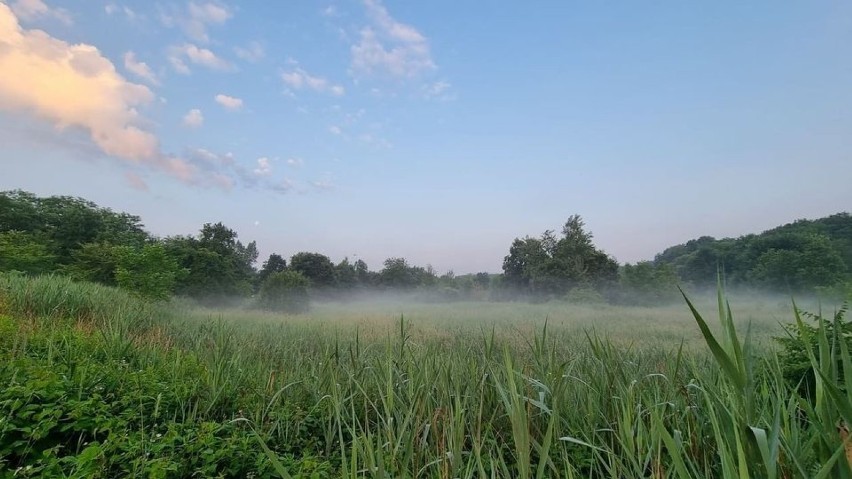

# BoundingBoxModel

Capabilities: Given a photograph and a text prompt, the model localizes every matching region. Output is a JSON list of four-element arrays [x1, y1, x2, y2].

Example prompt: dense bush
[[258, 271, 310, 313]]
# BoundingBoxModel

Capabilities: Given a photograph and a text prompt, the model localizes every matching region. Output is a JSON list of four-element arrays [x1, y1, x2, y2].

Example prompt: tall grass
[[1, 273, 850, 477]]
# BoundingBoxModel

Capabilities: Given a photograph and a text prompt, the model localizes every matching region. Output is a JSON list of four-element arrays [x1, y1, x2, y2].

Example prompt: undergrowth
[[0, 273, 850, 477]]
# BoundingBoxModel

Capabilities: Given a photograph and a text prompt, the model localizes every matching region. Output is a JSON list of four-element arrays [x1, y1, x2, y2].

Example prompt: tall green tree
[[378, 257, 435, 289], [164, 223, 257, 303], [502, 215, 617, 299], [290, 252, 337, 289], [63, 242, 120, 285], [256, 253, 288, 291], [0, 231, 56, 275]]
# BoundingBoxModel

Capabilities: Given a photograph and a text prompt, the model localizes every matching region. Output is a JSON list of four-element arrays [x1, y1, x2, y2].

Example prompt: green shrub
[[776, 302, 851, 398], [258, 271, 310, 313]]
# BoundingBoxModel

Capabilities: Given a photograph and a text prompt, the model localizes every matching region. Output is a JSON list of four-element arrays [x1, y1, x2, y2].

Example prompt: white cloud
[[234, 41, 264, 62], [321, 5, 338, 17], [168, 43, 232, 73], [105, 3, 139, 21], [281, 67, 345, 96], [422, 80, 454, 100], [182, 108, 203, 127], [0, 3, 213, 186], [161, 1, 231, 44], [123, 51, 159, 85], [271, 178, 294, 194], [329, 125, 342, 135], [286, 157, 304, 167], [10, 0, 71, 25], [253, 157, 272, 176], [311, 175, 335, 191], [215, 93, 243, 110], [168, 55, 190, 75], [350, 0, 435, 78]]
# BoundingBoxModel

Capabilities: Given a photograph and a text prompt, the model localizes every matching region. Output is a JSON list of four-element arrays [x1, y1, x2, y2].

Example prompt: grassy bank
[[0, 274, 849, 477]]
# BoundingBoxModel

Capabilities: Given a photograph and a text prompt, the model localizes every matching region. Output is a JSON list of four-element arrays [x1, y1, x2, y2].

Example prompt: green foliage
[[164, 223, 257, 303], [0, 231, 56, 275], [656, 213, 852, 291], [4, 273, 852, 477], [503, 215, 618, 300], [256, 253, 288, 291], [750, 233, 847, 290], [0, 273, 165, 332], [0, 190, 148, 266], [289, 252, 337, 289], [378, 257, 435, 289], [114, 243, 184, 300], [0, 319, 330, 478], [619, 261, 680, 305], [258, 271, 311, 313], [776, 303, 851, 398], [63, 242, 120, 285]]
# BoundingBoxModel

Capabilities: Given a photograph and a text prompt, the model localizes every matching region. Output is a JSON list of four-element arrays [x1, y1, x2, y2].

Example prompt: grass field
[[1, 274, 850, 478], [190, 292, 802, 350]]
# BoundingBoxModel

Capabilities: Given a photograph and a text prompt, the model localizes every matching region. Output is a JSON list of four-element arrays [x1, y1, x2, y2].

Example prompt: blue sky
[[2, 0, 851, 273]]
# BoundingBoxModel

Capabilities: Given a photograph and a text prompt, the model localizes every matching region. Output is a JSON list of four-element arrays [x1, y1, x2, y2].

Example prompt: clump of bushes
[[257, 271, 310, 313]]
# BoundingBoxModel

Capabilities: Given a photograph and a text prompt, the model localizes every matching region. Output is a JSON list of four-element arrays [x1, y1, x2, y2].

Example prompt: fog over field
[[2, 0, 852, 476]]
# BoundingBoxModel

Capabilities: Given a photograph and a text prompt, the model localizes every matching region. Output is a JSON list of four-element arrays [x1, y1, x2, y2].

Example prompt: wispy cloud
[[253, 157, 272, 176], [329, 125, 342, 135], [168, 43, 232, 73], [311, 174, 335, 191], [350, 0, 435, 78], [286, 157, 304, 167], [185, 148, 302, 194], [105, 3, 140, 22], [123, 51, 159, 85], [215, 93, 243, 110], [422, 80, 454, 100], [125, 171, 149, 191], [234, 41, 264, 62], [182, 108, 204, 128], [10, 0, 72, 25], [160, 1, 231, 44], [281, 66, 345, 96]]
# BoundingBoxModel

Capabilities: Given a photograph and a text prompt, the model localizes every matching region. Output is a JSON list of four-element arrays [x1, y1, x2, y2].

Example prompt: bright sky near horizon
[[1, 0, 851, 274]]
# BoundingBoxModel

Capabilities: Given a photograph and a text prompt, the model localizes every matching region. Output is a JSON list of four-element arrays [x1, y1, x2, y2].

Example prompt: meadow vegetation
[[2, 190, 852, 476], [1, 273, 851, 477]]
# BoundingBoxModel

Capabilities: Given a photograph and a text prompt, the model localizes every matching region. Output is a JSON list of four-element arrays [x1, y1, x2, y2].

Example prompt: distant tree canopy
[[256, 253, 287, 290], [379, 257, 436, 290], [163, 223, 257, 304], [1, 190, 849, 305], [0, 190, 148, 268], [258, 270, 310, 313], [654, 213, 852, 292], [290, 252, 337, 289], [502, 215, 618, 299]]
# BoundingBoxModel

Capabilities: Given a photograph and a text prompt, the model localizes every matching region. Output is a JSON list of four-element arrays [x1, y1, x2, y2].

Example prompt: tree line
[[1, 190, 849, 311]]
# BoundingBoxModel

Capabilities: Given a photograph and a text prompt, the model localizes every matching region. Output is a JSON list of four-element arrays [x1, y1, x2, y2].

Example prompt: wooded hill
[[653, 213, 851, 291]]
